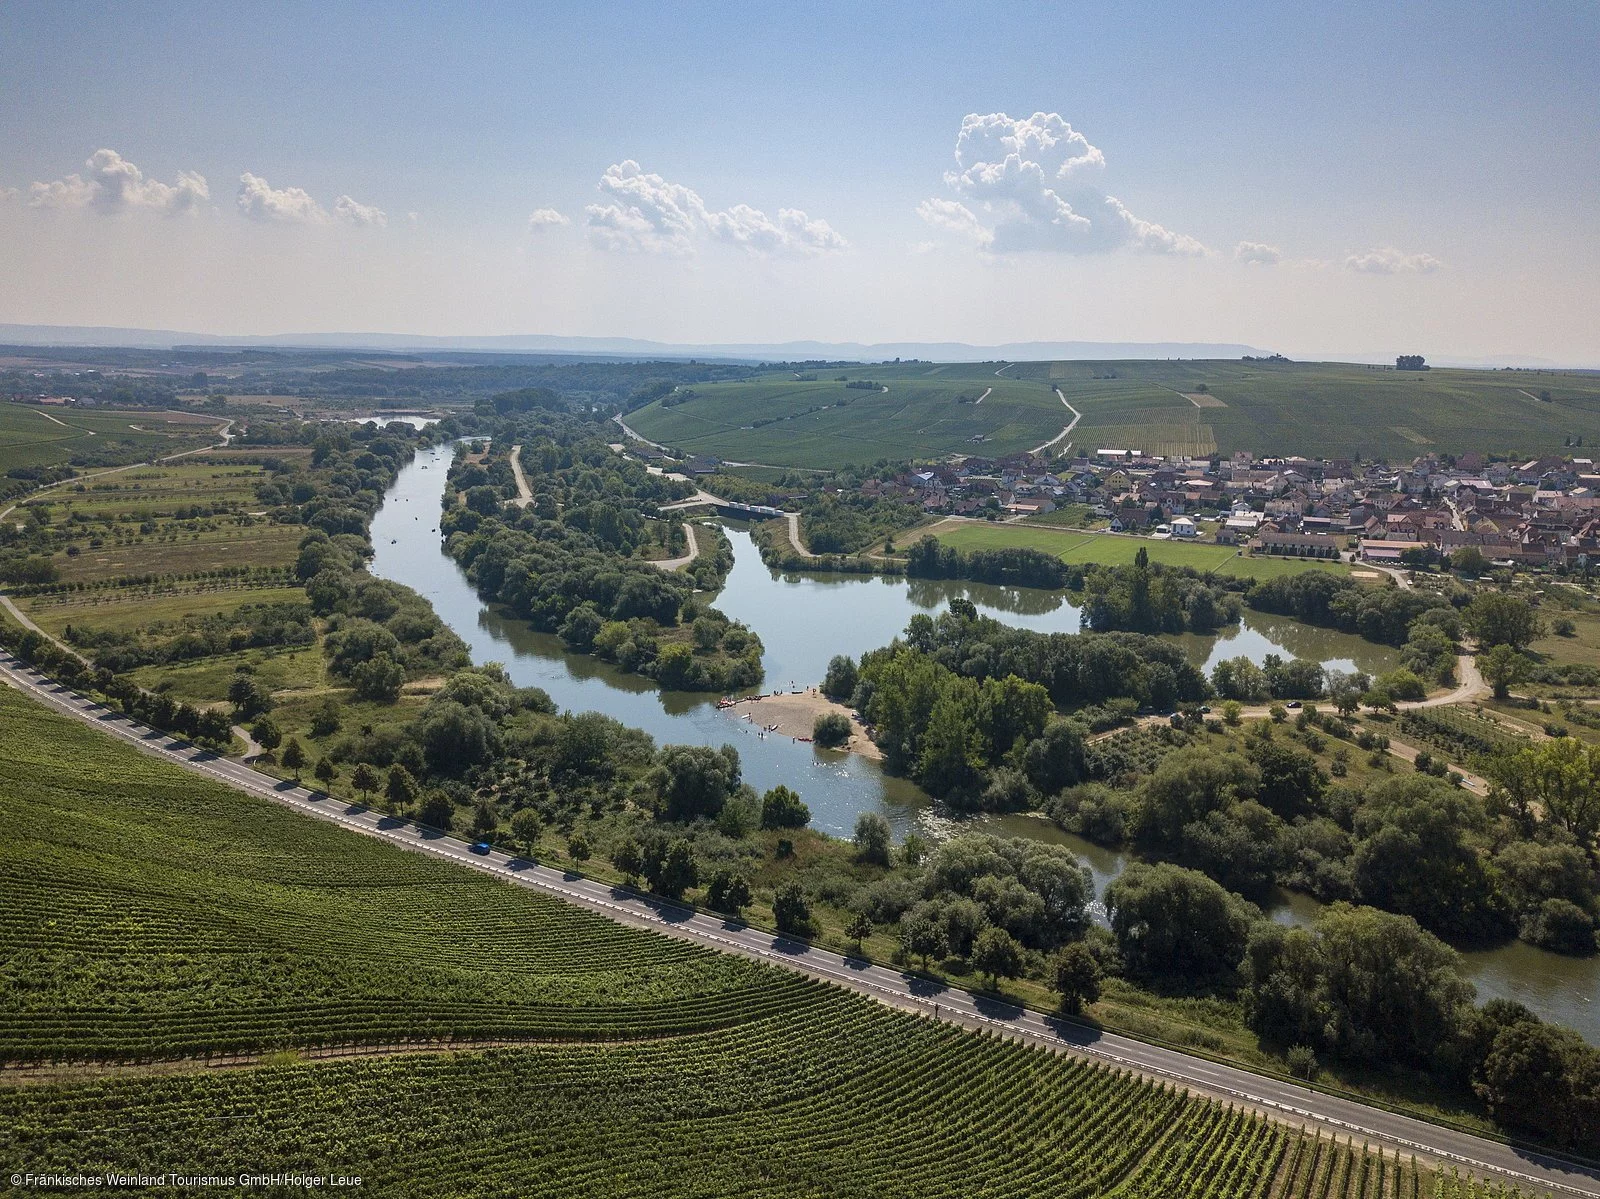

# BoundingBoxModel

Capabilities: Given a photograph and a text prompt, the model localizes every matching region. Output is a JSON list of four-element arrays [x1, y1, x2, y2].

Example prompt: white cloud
[[334, 195, 387, 228], [585, 160, 845, 257], [236, 172, 329, 224], [919, 112, 1207, 257], [26, 149, 208, 216], [1344, 246, 1442, 275], [1234, 240, 1282, 266], [527, 207, 570, 232]]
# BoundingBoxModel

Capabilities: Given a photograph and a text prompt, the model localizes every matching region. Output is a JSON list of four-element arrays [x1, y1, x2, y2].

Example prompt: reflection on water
[[978, 813, 1598, 1043], [370, 445, 1596, 1042]]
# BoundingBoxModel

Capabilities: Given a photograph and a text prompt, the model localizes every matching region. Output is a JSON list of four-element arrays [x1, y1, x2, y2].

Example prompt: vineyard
[[0, 1001, 1515, 1198], [1398, 707, 1528, 763], [0, 686, 795, 1063]]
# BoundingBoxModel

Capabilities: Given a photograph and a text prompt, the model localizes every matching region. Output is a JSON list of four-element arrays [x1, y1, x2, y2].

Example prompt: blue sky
[[2, 1, 1596, 360]]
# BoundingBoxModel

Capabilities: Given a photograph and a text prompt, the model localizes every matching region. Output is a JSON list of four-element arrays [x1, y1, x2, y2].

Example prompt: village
[[844, 445, 1600, 572]]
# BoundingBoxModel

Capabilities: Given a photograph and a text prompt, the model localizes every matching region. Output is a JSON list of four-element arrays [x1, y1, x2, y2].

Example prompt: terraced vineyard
[[0, 689, 1540, 1196]]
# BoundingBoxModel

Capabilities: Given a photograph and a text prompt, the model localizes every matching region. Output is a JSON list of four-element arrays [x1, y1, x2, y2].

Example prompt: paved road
[[0, 654, 1594, 1194]]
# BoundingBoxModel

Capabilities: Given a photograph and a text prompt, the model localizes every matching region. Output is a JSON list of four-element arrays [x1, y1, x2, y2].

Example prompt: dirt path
[[994, 362, 1013, 377], [1028, 388, 1083, 455], [973, 386, 992, 405], [784, 511, 819, 558], [33, 408, 69, 428], [0, 594, 62, 648], [651, 522, 699, 570], [508, 443, 533, 507]]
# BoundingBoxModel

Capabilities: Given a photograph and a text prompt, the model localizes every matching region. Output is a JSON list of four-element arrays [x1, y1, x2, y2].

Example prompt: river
[[369, 443, 1599, 1041]]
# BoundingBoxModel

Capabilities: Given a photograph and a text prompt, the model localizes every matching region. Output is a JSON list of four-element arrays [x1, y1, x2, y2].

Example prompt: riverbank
[[719, 689, 881, 760]]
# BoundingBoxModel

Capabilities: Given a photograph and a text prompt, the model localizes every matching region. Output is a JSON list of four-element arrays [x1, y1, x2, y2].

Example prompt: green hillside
[[627, 360, 1600, 466], [626, 364, 1073, 467]]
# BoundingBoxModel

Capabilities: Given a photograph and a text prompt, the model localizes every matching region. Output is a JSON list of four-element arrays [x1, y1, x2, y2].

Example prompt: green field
[[628, 359, 1600, 466], [0, 686, 1506, 1198], [627, 364, 1075, 468], [1012, 359, 1600, 461], [0, 403, 219, 475], [925, 521, 1352, 579]]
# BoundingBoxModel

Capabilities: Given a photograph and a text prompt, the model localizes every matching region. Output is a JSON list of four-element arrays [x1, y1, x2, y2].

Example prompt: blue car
[[470, 841, 492, 855]]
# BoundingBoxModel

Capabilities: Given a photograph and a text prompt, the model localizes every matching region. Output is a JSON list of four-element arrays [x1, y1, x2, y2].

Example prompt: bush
[[813, 711, 852, 748]]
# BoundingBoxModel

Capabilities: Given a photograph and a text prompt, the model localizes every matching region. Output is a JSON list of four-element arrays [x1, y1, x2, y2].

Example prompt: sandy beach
[[719, 689, 882, 760]]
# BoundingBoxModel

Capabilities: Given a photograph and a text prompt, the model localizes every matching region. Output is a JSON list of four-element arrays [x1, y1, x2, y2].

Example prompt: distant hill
[[0, 323, 1258, 362]]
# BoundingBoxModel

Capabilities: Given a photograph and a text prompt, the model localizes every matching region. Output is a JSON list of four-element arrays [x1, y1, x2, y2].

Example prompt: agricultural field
[[1007, 359, 1600, 462], [918, 520, 1353, 579], [0, 402, 222, 474], [630, 359, 1600, 467], [0, 685, 792, 1062], [0, 687, 1515, 1198], [626, 363, 1076, 468]]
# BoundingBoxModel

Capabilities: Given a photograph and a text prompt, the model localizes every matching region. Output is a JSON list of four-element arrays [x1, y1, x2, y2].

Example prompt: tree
[[1490, 737, 1600, 845], [1105, 862, 1258, 981], [1450, 546, 1489, 576], [900, 912, 948, 969], [417, 790, 454, 831], [250, 716, 281, 753], [822, 654, 858, 699], [971, 926, 1023, 988], [385, 764, 418, 811], [845, 911, 874, 953], [227, 672, 271, 719], [1476, 1021, 1599, 1149], [313, 756, 338, 788], [566, 832, 591, 862], [351, 652, 405, 703], [280, 737, 306, 779], [611, 836, 644, 883], [812, 711, 852, 748], [510, 809, 543, 855], [760, 784, 811, 829], [658, 744, 741, 820], [772, 881, 814, 936], [655, 838, 698, 900], [853, 811, 892, 866], [350, 762, 379, 800], [1478, 644, 1529, 700], [706, 870, 752, 915], [1463, 593, 1541, 651], [1050, 942, 1103, 1014]]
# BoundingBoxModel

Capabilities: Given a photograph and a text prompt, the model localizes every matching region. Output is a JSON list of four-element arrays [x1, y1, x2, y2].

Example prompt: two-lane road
[[1, 653, 1595, 1196]]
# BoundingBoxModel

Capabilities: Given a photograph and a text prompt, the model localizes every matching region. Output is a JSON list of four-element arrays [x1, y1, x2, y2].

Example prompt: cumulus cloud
[[584, 160, 845, 257], [26, 149, 208, 215], [1344, 246, 1441, 275], [1234, 240, 1282, 266], [236, 172, 329, 224], [334, 195, 387, 228], [527, 207, 570, 232], [919, 112, 1207, 257]]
